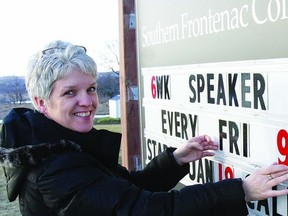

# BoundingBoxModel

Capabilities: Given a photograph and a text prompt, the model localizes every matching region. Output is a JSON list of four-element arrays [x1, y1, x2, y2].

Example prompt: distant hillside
[[0, 72, 119, 104], [0, 76, 28, 104], [0, 72, 118, 119]]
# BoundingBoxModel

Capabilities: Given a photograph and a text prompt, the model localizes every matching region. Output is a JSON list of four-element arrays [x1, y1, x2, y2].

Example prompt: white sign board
[[136, 0, 288, 215]]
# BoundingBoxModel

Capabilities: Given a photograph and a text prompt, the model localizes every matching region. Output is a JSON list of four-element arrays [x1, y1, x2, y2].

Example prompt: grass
[[0, 103, 34, 120], [0, 169, 21, 216], [0, 124, 121, 215], [94, 124, 121, 133]]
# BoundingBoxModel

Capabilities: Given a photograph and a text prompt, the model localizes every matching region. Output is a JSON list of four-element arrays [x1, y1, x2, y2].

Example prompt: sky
[[0, 0, 119, 76]]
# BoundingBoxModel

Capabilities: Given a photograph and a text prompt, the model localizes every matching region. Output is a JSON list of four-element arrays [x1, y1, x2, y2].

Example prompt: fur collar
[[2, 108, 121, 167], [0, 140, 81, 168]]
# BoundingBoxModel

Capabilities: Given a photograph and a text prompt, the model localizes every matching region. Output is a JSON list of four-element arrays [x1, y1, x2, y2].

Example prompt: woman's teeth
[[75, 111, 90, 117]]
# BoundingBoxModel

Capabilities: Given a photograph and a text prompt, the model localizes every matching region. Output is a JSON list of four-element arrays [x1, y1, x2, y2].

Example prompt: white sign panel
[[136, 0, 288, 215], [140, 60, 288, 215]]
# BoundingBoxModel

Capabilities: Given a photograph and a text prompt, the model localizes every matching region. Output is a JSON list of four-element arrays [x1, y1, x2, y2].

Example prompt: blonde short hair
[[26, 40, 97, 110]]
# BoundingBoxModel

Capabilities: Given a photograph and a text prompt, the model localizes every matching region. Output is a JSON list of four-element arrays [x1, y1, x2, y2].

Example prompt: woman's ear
[[34, 97, 47, 114]]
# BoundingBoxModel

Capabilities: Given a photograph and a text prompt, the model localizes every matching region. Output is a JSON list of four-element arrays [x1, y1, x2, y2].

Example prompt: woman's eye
[[64, 90, 74, 96], [88, 87, 96, 92]]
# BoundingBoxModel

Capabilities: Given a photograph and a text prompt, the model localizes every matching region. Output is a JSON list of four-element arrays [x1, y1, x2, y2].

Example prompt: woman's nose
[[78, 93, 93, 106]]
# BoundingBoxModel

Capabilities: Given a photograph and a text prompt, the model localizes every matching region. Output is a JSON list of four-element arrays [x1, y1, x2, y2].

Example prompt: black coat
[[0, 108, 248, 216]]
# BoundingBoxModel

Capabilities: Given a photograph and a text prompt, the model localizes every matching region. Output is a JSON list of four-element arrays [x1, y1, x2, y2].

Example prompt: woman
[[1, 40, 288, 216]]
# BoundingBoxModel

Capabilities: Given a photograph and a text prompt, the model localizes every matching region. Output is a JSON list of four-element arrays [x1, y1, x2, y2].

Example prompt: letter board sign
[[135, 0, 288, 215]]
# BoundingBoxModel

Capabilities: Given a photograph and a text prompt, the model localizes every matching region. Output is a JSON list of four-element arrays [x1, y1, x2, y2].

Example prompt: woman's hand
[[243, 163, 288, 202], [173, 135, 218, 165]]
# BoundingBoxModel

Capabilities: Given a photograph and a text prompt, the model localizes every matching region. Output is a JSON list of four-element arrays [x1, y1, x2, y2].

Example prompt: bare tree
[[2, 76, 27, 104], [97, 72, 120, 102], [97, 40, 120, 74]]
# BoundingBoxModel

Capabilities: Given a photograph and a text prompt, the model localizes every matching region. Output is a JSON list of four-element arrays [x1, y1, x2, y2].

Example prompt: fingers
[[261, 163, 288, 175], [202, 143, 218, 150], [186, 141, 203, 151], [187, 134, 217, 144], [270, 169, 288, 179], [188, 135, 207, 143], [269, 172, 288, 186], [266, 188, 288, 198], [190, 134, 213, 142], [187, 140, 218, 152], [202, 151, 216, 157]]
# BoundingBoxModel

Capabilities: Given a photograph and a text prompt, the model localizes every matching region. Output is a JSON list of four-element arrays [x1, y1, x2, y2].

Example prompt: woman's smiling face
[[35, 69, 99, 132]]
